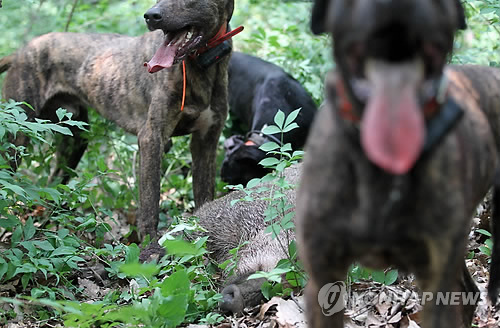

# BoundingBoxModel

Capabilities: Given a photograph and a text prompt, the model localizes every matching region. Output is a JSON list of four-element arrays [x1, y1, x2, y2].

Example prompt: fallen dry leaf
[[258, 296, 306, 328]]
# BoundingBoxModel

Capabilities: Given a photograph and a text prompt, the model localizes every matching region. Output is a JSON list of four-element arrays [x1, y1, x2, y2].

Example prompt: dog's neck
[[178, 24, 243, 111], [194, 24, 244, 56], [332, 70, 464, 158], [334, 76, 449, 124]]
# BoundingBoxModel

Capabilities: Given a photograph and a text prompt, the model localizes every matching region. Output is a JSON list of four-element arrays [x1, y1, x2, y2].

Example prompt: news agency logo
[[318, 281, 485, 317], [318, 281, 347, 316]]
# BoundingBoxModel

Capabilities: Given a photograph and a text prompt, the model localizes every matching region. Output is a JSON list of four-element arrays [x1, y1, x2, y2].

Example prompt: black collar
[[244, 130, 283, 147]]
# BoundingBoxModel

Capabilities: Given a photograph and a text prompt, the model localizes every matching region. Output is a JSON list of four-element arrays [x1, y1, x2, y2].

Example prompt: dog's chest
[[77, 50, 219, 136], [314, 111, 491, 258], [173, 106, 216, 137]]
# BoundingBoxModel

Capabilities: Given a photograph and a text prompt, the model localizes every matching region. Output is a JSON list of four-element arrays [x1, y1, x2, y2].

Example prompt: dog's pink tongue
[[360, 62, 425, 175], [146, 41, 177, 73]]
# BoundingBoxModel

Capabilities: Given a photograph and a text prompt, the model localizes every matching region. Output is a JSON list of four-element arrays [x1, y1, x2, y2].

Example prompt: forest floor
[[2, 196, 499, 328]]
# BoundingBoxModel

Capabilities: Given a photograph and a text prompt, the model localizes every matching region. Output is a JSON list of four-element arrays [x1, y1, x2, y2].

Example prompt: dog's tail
[[0, 54, 14, 74], [488, 168, 500, 305]]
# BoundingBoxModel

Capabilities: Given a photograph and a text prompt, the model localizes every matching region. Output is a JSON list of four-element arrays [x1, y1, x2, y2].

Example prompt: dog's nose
[[144, 7, 163, 30]]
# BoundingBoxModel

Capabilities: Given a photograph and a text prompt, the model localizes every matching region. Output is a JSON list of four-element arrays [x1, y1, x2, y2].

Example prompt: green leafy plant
[[0, 102, 212, 326], [218, 240, 250, 279], [0, 102, 89, 285], [231, 0, 331, 104], [223, 108, 307, 300], [348, 264, 399, 286], [477, 228, 493, 258], [453, 0, 500, 65]]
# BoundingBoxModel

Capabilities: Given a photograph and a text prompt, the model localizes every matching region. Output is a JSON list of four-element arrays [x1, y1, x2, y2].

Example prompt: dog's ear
[[311, 0, 329, 35], [455, 0, 467, 30]]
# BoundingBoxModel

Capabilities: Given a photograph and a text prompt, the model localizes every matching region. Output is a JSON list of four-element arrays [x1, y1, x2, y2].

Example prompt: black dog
[[221, 52, 317, 185], [297, 0, 500, 328]]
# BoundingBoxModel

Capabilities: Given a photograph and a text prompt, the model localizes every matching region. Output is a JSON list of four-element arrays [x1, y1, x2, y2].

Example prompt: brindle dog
[[0, 0, 235, 239], [297, 0, 500, 327]]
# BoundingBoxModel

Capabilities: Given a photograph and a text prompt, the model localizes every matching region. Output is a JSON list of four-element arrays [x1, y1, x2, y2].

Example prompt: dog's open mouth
[[146, 27, 203, 73], [341, 38, 448, 175], [345, 40, 446, 105]]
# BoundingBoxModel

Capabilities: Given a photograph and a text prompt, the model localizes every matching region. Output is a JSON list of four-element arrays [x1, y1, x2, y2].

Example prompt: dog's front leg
[[137, 104, 181, 239], [191, 71, 229, 207], [191, 129, 218, 206], [417, 237, 474, 328], [137, 120, 163, 239]]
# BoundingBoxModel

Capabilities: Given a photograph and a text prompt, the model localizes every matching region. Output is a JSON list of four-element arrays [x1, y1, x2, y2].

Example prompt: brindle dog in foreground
[[0, 0, 236, 239], [297, 0, 500, 327]]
